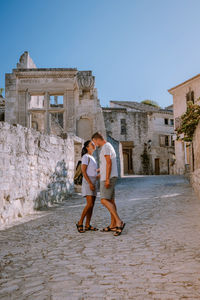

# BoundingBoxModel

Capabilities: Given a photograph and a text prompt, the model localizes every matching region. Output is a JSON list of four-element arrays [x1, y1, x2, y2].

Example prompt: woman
[[76, 140, 99, 233]]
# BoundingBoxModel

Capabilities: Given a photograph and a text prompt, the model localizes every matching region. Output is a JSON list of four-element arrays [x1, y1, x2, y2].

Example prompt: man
[[92, 132, 125, 236]]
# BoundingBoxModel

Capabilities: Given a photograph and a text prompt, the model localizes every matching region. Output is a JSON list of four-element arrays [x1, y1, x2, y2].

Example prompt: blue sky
[[1, 0, 200, 107]]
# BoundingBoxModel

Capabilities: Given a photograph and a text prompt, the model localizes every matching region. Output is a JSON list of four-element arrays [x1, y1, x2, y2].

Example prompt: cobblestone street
[[1, 175, 200, 299]]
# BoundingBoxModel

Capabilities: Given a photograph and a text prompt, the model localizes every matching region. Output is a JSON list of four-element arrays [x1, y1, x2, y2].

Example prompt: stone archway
[[77, 117, 92, 141], [32, 121, 38, 131]]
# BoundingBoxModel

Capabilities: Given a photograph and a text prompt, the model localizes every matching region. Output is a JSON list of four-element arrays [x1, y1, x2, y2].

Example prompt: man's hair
[[92, 132, 104, 140]]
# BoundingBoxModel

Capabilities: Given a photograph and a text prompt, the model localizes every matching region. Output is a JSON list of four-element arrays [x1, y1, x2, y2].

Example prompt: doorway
[[155, 158, 160, 175], [121, 142, 134, 175], [123, 152, 129, 174], [77, 118, 92, 141]]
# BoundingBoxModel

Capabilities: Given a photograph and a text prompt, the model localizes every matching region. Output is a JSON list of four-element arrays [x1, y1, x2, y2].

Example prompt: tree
[[141, 100, 160, 108], [177, 101, 200, 141]]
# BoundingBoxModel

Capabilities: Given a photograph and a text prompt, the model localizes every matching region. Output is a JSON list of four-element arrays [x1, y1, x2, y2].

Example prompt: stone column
[[65, 89, 75, 133], [27, 112, 32, 128], [25, 90, 29, 127], [17, 90, 26, 126], [5, 73, 17, 124], [63, 91, 68, 133], [44, 92, 50, 134]]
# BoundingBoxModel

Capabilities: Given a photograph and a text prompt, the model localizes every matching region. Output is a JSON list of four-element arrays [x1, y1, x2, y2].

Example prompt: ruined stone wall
[[0, 122, 82, 226], [191, 121, 200, 199], [5, 52, 106, 140], [5, 73, 17, 125]]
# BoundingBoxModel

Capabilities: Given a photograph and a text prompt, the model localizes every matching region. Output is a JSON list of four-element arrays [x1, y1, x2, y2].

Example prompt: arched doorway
[[32, 121, 38, 131], [77, 118, 92, 141]]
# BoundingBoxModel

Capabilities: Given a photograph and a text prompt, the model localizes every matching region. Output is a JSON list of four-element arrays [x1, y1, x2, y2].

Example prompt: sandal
[[114, 222, 126, 236], [76, 223, 85, 233], [85, 225, 98, 231], [101, 226, 117, 232]]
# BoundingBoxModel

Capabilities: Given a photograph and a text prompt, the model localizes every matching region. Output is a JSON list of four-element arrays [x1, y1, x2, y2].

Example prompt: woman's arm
[[96, 168, 100, 179], [81, 164, 95, 191]]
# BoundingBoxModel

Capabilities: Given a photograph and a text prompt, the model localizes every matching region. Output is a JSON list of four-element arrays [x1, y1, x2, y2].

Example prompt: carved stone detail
[[77, 71, 95, 90]]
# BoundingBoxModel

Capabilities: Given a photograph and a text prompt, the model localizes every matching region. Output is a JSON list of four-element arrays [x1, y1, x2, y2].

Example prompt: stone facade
[[4, 52, 175, 178], [5, 51, 106, 140], [168, 74, 200, 175], [0, 92, 5, 121], [103, 101, 175, 175], [191, 121, 200, 199], [0, 122, 83, 226]]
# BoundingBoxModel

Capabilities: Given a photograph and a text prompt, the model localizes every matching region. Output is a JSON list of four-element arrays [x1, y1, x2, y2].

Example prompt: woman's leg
[[85, 196, 95, 227], [78, 195, 94, 226]]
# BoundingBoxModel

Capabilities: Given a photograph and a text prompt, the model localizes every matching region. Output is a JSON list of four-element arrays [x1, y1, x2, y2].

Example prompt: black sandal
[[114, 223, 126, 236], [76, 224, 85, 233], [85, 225, 98, 231], [101, 226, 117, 232]]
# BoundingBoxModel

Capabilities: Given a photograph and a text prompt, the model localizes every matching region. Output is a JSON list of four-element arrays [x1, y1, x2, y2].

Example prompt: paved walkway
[[1, 175, 200, 299]]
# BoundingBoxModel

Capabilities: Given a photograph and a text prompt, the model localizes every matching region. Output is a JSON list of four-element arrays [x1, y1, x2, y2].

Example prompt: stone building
[[0, 89, 5, 121], [191, 121, 200, 200], [4, 52, 175, 177], [168, 74, 200, 175], [103, 101, 175, 175], [5, 51, 106, 140]]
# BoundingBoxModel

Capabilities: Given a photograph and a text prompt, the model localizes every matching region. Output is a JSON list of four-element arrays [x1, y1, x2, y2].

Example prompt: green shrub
[[177, 101, 200, 141]]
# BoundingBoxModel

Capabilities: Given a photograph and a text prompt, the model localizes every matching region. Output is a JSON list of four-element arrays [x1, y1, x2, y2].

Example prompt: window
[[50, 95, 64, 108], [160, 135, 169, 147], [165, 135, 169, 146], [171, 135, 175, 147], [160, 135, 165, 146], [175, 117, 181, 130], [121, 119, 126, 135], [164, 118, 169, 125], [191, 91, 194, 103], [170, 119, 174, 126], [50, 112, 64, 128], [0, 112, 4, 121], [32, 121, 38, 131], [186, 90, 194, 104], [30, 95, 45, 109]]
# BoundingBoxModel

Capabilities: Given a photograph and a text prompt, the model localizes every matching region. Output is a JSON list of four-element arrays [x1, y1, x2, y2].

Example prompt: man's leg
[[101, 198, 122, 227], [110, 199, 117, 228], [109, 183, 117, 228]]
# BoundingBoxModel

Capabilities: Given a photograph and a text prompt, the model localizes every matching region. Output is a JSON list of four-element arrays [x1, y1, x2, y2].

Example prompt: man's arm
[[105, 155, 112, 188]]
